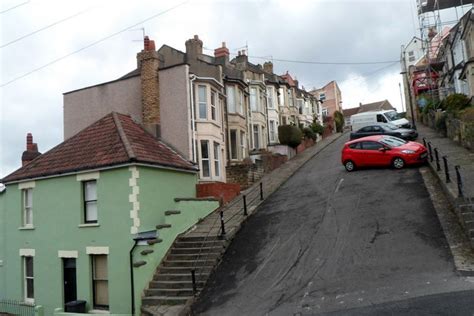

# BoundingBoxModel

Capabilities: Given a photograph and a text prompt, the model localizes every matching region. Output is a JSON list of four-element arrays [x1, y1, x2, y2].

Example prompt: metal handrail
[[189, 182, 264, 294]]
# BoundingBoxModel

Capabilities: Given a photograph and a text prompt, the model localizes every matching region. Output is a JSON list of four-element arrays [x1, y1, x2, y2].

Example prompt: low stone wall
[[226, 161, 264, 190], [446, 117, 474, 151], [296, 138, 315, 154]]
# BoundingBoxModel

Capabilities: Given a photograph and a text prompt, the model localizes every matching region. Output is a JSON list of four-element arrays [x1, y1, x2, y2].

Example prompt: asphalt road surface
[[192, 134, 474, 316]]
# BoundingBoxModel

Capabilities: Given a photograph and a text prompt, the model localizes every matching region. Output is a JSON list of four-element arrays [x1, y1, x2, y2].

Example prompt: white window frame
[[319, 92, 326, 101], [22, 188, 33, 227], [211, 90, 217, 121], [198, 85, 207, 120], [200, 140, 210, 178], [250, 87, 258, 112], [230, 129, 238, 160], [23, 256, 34, 303], [267, 86, 275, 109], [322, 108, 329, 117], [213, 142, 220, 178], [253, 124, 260, 149], [91, 254, 109, 310], [226, 86, 236, 113], [83, 180, 98, 224], [240, 131, 246, 159], [238, 88, 244, 115], [269, 120, 276, 142]]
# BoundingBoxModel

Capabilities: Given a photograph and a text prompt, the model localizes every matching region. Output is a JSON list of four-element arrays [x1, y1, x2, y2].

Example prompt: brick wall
[[196, 182, 241, 204]]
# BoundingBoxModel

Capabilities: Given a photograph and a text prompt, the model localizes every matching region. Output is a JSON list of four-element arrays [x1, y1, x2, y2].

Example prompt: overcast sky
[[1, 0, 471, 177]]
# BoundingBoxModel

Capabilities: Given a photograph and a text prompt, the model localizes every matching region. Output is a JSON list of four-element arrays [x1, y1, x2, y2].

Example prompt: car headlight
[[401, 149, 415, 154]]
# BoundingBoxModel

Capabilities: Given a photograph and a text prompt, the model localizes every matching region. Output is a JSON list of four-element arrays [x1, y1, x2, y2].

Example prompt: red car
[[341, 135, 428, 172]]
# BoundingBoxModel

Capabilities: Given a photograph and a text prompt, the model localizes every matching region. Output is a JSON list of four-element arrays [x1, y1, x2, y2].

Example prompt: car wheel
[[344, 160, 355, 172], [392, 157, 405, 169]]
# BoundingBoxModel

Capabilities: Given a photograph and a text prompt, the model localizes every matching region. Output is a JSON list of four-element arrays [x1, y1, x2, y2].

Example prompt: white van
[[350, 110, 410, 131]]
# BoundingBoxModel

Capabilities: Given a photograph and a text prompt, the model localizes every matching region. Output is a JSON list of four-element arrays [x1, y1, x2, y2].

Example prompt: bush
[[310, 122, 324, 135], [302, 127, 317, 141], [460, 106, 474, 122], [278, 125, 303, 148], [334, 111, 344, 132], [444, 93, 472, 115]]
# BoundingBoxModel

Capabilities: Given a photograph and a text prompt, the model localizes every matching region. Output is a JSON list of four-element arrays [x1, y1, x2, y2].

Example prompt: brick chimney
[[214, 42, 229, 65], [21, 133, 41, 166], [263, 61, 273, 74], [234, 50, 248, 70], [137, 36, 161, 138], [185, 35, 203, 62]]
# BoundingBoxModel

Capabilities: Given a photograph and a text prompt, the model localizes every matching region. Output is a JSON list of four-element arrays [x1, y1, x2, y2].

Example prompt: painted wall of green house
[[0, 165, 218, 316]]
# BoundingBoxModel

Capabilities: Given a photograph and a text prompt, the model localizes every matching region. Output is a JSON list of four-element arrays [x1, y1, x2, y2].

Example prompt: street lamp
[[401, 46, 417, 130]]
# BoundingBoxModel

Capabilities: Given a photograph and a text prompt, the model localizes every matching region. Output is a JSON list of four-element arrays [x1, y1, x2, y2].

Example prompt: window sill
[[78, 223, 100, 228], [19, 226, 35, 230]]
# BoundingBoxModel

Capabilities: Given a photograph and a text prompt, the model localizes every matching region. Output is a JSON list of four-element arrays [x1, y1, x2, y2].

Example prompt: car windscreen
[[384, 111, 401, 121], [379, 136, 407, 147]]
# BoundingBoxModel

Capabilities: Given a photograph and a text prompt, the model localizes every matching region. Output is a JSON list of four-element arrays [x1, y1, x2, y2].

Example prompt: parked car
[[349, 123, 418, 140], [350, 110, 411, 131], [341, 135, 428, 171]]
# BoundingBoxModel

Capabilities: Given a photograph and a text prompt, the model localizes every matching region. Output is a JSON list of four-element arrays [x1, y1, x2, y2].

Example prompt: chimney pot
[[22, 133, 41, 166]]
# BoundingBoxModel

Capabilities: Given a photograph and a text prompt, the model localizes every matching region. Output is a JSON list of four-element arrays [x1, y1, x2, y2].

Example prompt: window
[[267, 87, 275, 109], [253, 125, 260, 149], [230, 130, 237, 160], [376, 114, 387, 123], [319, 93, 326, 101], [200, 140, 210, 178], [322, 108, 329, 117], [211, 91, 217, 121], [92, 255, 109, 310], [23, 256, 34, 302], [240, 131, 246, 158], [250, 87, 257, 111], [359, 126, 373, 132], [288, 89, 294, 107], [269, 120, 276, 142], [198, 85, 207, 119], [238, 89, 244, 114], [226, 86, 235, 113], [361, 141, 384, 150], [297, 100, 303, 114], [83, 181, 98, 223], [279, 88, 284, 106], [408, 51, 414, 56], [213, 142, 220, 177], [409, 56, 416, 62], [349, 142, 361, 149], [22, 189, 33, 227]]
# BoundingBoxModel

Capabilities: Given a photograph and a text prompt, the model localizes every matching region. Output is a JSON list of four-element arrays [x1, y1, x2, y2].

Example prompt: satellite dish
[[0, 183, 5, 193]]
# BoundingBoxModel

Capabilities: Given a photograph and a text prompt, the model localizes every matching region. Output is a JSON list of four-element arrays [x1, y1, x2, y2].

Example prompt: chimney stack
[[137, 36, 161, 138], [185, 35, 203, 62], [214, 42, 230, 65], [22, 133, 41, 166], [263, 61, 273, 74]]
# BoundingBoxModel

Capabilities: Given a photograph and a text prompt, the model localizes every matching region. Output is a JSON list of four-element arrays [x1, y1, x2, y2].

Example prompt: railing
[[0, 299, 36, 316], [423, 137, 465, 198], [190, 182, 264, 295]]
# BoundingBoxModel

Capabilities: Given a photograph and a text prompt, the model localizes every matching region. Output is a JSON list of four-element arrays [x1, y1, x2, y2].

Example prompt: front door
[[63, 258, 77, 305]]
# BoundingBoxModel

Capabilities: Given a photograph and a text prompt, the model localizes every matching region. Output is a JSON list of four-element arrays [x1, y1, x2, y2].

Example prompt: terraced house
[[0, 113, 218, 315]]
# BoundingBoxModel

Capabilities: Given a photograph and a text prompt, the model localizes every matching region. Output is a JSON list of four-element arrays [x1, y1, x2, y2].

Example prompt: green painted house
[[0, 112, 219, 315]]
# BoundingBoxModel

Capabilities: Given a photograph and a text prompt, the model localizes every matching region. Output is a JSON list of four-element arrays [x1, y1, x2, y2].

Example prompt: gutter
[[189, 74, 197, 163]]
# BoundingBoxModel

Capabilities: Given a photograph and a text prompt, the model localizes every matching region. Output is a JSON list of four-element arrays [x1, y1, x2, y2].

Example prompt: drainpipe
[[189, 74, 197, 163], [129, 240, 139, 315]]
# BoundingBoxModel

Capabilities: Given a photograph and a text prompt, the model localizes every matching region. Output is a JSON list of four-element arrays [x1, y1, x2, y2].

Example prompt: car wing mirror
[[378, 147, 390, 152]]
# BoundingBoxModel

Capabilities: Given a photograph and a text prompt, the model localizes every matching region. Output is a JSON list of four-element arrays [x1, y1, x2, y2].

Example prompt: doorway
[[63, 258, 77, 305]]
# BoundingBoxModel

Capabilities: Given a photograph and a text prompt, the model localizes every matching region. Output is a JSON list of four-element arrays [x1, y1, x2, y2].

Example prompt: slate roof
[[3, 113, 196, 183], [359, 100, 394, 113], [342, 107, 360, 118]]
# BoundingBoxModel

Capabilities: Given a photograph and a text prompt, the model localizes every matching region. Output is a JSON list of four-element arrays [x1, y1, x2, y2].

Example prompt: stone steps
[[149, 280, 205, 289]]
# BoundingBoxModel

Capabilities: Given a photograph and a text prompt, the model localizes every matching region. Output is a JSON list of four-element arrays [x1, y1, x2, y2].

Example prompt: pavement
[[416, 124, 474, 201], [192, 133, 474, 316]]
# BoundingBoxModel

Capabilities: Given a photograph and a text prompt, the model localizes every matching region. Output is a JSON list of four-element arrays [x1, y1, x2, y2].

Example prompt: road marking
[[334, 178, 344, 193]]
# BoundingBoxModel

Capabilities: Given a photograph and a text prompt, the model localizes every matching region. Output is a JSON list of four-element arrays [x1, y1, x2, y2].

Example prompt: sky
[[0, 0, 471, 177]]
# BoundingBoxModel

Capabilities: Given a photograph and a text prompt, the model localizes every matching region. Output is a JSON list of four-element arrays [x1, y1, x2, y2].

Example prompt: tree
[[278, 125, 303, 148], [334, 111, 344, 133]]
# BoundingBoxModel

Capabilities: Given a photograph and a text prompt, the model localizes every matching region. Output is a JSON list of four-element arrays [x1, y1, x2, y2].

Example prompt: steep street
[[193, 134, 474, 315]]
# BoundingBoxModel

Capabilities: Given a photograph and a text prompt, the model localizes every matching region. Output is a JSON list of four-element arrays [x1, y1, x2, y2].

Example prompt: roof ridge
[[112, 112, 136, 160]]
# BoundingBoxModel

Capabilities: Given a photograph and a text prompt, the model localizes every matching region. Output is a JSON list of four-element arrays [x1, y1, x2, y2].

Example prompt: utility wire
[[0, 0, 29, 14], [1, 8, 93, 48], [1, 1, 188, 87], [202, 47, 398, 65]]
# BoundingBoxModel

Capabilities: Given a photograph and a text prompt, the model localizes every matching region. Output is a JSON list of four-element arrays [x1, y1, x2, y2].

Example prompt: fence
[[0, 299, 37, 316]]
